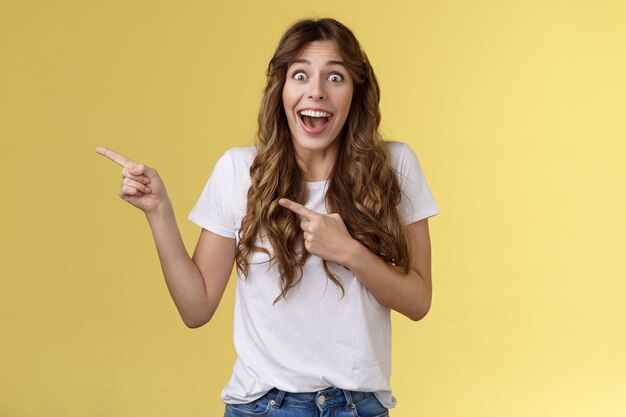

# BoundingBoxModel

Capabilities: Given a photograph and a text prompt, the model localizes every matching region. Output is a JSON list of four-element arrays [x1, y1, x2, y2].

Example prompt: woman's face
[[282, 40, 354, 158]]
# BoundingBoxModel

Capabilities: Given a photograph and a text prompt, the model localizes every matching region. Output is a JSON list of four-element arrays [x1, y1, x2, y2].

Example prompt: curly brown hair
[[235, 18, 412, 303]]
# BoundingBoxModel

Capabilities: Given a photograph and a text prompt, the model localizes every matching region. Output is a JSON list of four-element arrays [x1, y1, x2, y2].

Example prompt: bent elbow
[[184, 320, 205, 329], [183, 312, 213, 329], [408, 301, 431, 322]]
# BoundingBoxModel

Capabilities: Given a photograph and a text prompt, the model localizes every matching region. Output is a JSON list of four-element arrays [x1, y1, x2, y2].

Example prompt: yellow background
[[1, 0, 625, 416]]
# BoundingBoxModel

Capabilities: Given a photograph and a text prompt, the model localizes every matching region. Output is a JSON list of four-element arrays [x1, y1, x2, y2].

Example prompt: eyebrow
[[290, 59, 346, 67]]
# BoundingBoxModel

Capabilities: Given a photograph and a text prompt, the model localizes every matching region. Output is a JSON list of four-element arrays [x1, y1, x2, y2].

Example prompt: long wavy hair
[[235, 18, 413, 303]]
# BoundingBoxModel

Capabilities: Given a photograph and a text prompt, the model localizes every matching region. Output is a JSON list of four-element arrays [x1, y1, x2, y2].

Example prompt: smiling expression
[[282, 40, 354, 161]]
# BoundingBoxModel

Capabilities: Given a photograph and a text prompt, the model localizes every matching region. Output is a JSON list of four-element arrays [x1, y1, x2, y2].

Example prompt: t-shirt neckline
[[305, 179, 329, 190]]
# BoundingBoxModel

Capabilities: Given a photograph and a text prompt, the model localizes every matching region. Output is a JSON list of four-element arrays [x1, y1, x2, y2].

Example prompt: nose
[[307, 76, 327, 100]]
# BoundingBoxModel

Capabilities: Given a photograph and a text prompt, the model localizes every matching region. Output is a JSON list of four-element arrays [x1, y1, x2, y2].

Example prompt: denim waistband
[[265, 387, 374, 408]]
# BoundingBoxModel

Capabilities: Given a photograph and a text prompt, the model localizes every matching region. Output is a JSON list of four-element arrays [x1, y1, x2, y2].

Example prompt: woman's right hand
[[95, 146, 170, 215]]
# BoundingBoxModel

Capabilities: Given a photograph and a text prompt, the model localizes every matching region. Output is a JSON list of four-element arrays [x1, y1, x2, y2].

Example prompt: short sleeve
[[392, 142, 440, 224], [188, 150, 237, 238]]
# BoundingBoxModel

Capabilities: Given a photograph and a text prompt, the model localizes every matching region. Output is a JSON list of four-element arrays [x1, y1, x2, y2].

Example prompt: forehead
[[293, 40, 343, 62]]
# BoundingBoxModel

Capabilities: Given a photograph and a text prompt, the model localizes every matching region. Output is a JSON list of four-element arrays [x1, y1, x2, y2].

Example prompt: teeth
[[299, 109, 331, 118]]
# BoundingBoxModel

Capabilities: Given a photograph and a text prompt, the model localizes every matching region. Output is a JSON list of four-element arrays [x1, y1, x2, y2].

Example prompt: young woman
[[97, 17, 439, 417]]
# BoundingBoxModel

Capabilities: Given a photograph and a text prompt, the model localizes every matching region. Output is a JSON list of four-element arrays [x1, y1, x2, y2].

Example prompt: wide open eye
[[328, 73, 344, 82], [291, 71, 307, 81]]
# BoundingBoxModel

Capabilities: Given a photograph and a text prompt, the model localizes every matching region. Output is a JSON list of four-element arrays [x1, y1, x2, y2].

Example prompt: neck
[[294, 142, 339, 182]]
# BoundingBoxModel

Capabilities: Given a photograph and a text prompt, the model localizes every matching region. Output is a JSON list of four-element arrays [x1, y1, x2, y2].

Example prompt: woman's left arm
[[279, 198, 433, 321], [344, 219, 432, 321]]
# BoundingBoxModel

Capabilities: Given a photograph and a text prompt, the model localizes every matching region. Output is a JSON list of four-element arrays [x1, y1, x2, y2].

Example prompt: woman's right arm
[[96, 147, 235, 328], [146, 204, 235, 328]]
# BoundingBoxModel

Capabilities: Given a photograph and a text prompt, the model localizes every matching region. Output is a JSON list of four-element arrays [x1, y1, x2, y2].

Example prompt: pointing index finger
[[95, 146, 133, 168], [278, 198, 319, 220]]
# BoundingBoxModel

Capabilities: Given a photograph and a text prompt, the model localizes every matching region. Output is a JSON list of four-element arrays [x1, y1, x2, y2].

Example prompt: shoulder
[[384, 140, 409, 153], [384, 140, 410, 156], [222, 145, 258, 163], [383, 140, 416, 170], [215, 145, 258, 172]]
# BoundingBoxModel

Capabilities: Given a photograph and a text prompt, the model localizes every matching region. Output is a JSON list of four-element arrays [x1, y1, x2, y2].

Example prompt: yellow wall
[[1, 1, 625, 416]]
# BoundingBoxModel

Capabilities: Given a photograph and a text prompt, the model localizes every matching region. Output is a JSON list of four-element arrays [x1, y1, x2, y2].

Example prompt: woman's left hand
[[278, 198, 357, 266]]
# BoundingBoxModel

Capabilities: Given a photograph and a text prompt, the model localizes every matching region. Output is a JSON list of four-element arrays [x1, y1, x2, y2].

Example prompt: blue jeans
[[223, 387, 390, 417]]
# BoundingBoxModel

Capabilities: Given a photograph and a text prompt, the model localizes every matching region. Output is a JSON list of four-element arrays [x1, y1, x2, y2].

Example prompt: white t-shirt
[[188, 141, 440, 408]]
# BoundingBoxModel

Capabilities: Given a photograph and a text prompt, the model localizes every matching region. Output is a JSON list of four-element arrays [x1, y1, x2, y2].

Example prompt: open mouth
[[298, 109, 333, 134]]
